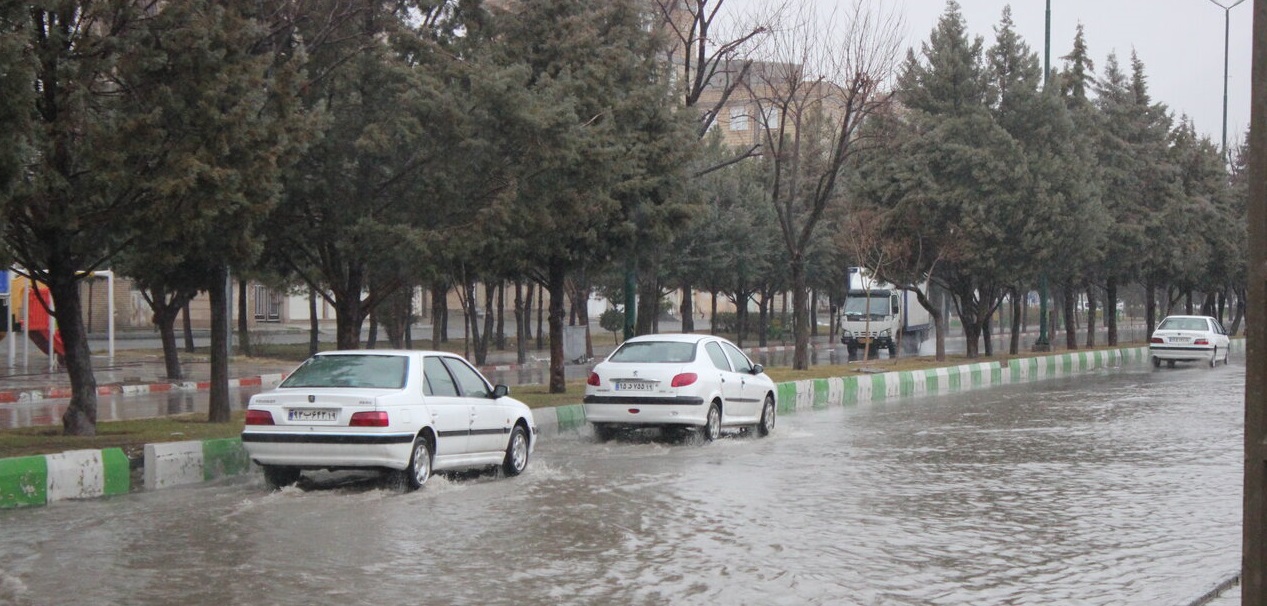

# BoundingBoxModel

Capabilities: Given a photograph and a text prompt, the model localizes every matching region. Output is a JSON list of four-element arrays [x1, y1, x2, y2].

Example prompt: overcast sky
[[729, 1, 1253, 149], [899, 0, 1253, 148]]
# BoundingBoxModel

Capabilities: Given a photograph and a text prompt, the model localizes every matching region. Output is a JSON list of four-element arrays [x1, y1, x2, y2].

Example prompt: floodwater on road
[[0, 361, 1243, 605]]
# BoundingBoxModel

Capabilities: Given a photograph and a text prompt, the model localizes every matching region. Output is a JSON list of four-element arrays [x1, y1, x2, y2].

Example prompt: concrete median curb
[[0, 339, 1246, 508], [0, 448, 129, 509]]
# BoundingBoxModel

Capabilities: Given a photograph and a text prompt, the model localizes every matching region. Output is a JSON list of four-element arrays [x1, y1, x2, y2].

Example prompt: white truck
[[838, 267, 933, 357]]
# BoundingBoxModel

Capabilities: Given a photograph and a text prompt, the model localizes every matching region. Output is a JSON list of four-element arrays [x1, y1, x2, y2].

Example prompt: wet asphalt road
[[0, 358, 1243, 605]]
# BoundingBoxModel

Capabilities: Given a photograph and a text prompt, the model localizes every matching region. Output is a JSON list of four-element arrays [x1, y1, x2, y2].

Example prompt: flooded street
[[0, 362, 1242, 605]]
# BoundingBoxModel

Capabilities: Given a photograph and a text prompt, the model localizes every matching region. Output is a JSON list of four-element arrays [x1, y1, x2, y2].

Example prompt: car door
[[1209, 317, 1231, 352], [704, 341, 743, 417], [422, 356, 470, 459], [720, 341, 764, 421], [441, 356, 506, 456]]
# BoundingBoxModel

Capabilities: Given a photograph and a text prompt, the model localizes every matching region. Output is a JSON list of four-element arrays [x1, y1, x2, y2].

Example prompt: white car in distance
[[583, 334, 777, 441], [242, 350, 536, 490], [1148, 315, 1231, 368]]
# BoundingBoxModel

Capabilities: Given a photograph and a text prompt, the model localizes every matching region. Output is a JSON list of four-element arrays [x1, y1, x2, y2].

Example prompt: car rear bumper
[[583, 401, 709, 427], [241, 431, 415, 470], [1149, 345, 1215, 361]]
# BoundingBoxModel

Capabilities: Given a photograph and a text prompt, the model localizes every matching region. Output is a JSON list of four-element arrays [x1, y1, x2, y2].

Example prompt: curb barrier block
[[776, 382, 797, 413], [144, 441, 205, 491], [202, 438, 250, 481], [0, 455, 47, 509], [101, 448, 130, 497], [555, 405, 585, 432], [534, 405, 561, 436], [812, 379, 829, 409], [45, 449, 107, 503]]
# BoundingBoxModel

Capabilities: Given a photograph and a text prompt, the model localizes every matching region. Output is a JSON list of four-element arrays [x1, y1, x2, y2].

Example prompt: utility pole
[[1033, 0, 1053, 352], [1207, 0, 1248, 161], [1243, 1, 1266, 601]]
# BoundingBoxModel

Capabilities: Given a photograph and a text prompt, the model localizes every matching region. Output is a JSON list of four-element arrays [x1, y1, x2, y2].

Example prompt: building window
[[762, 106, 780, 129], [729, 106, 748, 131]]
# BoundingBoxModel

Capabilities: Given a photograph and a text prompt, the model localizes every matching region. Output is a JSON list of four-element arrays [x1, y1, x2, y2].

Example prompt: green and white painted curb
[[0, 448, 130, 509], [0, 340, 1245, 509]]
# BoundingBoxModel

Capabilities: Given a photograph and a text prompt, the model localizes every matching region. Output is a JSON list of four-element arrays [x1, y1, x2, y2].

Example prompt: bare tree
[[746, 0, 903, 370]]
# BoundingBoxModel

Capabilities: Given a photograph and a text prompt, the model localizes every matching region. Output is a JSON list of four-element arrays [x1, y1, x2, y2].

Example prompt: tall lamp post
[[1206, 0, 1247, 162], [1033, 0, 1053, 351]]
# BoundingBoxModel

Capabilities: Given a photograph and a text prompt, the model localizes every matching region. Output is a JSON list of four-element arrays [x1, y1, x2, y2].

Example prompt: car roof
[[312, 349, 452, 358], [624, 333, 717, 344], [1160, 315, 1214, 321]]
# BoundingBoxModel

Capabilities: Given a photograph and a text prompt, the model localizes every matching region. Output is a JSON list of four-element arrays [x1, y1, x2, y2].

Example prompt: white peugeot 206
[[583, 333, 777, 442], [242, 350, 536, 490]]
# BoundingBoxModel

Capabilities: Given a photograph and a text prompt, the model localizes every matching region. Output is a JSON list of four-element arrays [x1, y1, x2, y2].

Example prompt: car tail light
[[1194, 338, 1210, 345], [587, 372, 601, 386], [671, 373, 698, 387], [1149, 337, 1164, 344], [244, 410, 275, 425], [349, 411, 389, 427]]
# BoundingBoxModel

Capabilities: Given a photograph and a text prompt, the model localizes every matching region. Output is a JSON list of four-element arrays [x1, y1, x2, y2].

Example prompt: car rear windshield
[[609, 341, 697, 363], [1158, 318, 1208, 331], [280, 355, 408, 389]]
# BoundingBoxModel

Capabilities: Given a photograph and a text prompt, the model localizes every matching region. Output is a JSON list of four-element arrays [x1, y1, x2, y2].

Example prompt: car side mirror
[[751, 364, 764, 375], [492, 384, 509, 399]]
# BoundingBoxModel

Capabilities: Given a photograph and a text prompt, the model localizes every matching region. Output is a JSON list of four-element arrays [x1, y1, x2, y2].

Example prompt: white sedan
[[583, 334, 777, 441], [242, 350, 536, 490], [1148, 315, 1231, 368]]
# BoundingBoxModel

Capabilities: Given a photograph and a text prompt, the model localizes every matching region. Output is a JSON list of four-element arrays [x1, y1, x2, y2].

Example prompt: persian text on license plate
[[615, 382, 654, 392], [288, 408, 338, 422], [1170, 337, 1192, 343]]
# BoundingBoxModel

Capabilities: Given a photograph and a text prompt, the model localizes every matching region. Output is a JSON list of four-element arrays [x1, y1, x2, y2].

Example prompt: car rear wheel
[[399, 435, 432, 490], [592, 423, 617, 442], [1209, 347, 1218, 368], [701, 403, 721, 442], [1152, 356, 1161, 368], [262, 465, 301, 490], [757, 396, 775, 437], [502, 425, 530, 476]]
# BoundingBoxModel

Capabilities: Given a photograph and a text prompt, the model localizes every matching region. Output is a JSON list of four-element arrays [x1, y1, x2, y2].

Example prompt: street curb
[[0, 448, 129, 509], [0, 339, 1245, 508]]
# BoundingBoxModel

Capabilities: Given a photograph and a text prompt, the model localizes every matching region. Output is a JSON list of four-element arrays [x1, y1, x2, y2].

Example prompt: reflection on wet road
[[0, 362, 1242, 605]]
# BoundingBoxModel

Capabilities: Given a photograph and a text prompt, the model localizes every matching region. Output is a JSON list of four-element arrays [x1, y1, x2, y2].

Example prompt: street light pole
[[1207, 0, 1247, 161], [1034, 0, 1053, 351]]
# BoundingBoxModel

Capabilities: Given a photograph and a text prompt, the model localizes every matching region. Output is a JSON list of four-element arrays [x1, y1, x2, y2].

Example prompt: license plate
[[615, 381, 654, 392], [857, 337, 872, 344], [288, 408, 338, 422], [1170, 337, 1191, 343]]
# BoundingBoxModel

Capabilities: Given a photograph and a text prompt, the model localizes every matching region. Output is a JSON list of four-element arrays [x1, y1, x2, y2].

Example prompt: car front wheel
[[503, 425, 530, 476], [702, 403, 721, 442], [757, 396, 775, 437], [400, 435, 432, 490]]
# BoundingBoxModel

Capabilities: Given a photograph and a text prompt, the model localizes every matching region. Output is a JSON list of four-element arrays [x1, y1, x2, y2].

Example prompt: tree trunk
[[237, 279, 251, 357], [523, 282, 534, 341], [536, 284, 545, 350], [1063, 284, 1078, 350], [48, 277, 98, 436], [792, 262, 810, 370], [680, 283, 694, 333], [208, 265, 231, 423], [1145, 278, 1158, 337], [1106, 278, 1119, 346], [334, 295, 365, 350], [493, 283, 504, 350], [1009, 292, 1021, 355], [431, 282, 446, 350], [155, 299, 184, 380], [710, 292, 718, 335], [515, 281, 527, 365], [1085, 282, 1097, 349], [182, 300, 195, 353], [547, 260, 567, 393], [308, 288, 319, 357], [367, 312, 378, 349]]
